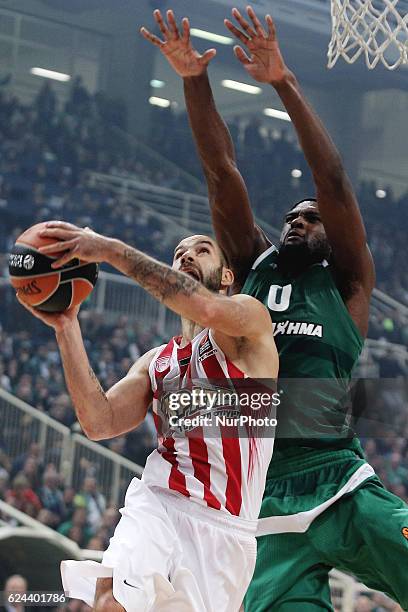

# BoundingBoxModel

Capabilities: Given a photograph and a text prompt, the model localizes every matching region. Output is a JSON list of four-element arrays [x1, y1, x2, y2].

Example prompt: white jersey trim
[[251, 245, 277, 270], [256, 462, 375, 536]]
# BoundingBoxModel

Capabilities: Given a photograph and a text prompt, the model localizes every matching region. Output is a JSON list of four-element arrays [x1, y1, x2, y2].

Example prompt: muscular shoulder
[[231, 293, 270, 313], [230, 294, 273, 336]]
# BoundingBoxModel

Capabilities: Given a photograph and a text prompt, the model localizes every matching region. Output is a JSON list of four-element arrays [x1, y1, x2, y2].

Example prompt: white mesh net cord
[[328, 0, 408, 69]]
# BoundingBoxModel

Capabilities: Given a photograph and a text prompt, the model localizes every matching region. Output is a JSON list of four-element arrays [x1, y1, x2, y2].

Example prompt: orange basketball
[[9, 222, 98, 312]]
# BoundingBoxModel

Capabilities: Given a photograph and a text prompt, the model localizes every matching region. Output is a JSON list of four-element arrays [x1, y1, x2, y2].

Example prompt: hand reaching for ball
[[9, 221, 99, 314], [38, 221, 110, 268]]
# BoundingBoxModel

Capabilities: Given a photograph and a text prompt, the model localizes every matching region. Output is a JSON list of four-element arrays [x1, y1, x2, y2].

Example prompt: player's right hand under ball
[[16, 294, 80, 333], [140, 9, 216, 77]]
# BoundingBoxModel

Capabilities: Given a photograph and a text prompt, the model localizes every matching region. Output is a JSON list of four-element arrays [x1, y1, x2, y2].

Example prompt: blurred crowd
[[0, 445, 119, 552], [0, 80, 407, 302]]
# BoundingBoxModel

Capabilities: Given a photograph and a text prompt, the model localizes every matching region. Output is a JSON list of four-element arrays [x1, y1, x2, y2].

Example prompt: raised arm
[[17, 299, 155, 441], [225, 6, 375, 299], [140, 9, 270, 290], [38, 222, 271, 340]]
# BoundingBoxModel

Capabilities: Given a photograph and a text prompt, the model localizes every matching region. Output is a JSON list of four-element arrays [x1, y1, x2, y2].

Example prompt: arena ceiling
[[1, 0, 407, 120], [146, 0, 408, 118]]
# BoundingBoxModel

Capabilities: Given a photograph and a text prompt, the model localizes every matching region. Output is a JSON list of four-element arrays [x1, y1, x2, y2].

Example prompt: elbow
[[196, 300, 219, 330], [85, 430, 104, 442], [81, 422, 108, 442], [204, 158, 238, 186]]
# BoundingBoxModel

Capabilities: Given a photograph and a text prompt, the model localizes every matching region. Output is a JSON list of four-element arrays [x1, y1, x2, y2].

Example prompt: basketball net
[[328, 0, 408, 69]]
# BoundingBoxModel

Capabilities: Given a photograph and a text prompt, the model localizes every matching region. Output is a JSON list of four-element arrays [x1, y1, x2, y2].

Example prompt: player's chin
[[184, 270, 202, 282], [284, 236, 306, 246]]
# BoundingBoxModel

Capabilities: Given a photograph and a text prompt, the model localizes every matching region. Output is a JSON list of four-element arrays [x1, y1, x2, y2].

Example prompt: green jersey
[[241, 245, 365, 476]]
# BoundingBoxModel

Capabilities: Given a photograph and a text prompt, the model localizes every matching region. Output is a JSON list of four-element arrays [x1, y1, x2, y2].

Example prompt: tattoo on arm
[[88, 366, 109, 405], [123, 248, 199, 302]]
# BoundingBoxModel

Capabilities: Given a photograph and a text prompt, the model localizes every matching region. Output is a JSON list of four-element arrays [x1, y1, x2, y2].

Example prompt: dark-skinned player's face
[[279, 201, 330, 262], [172, 235, 229, 292]]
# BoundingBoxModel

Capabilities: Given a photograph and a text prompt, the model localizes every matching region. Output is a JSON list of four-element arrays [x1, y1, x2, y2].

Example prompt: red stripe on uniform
[[188, 430, 221, 510], [154, 338, 189, 498], [174, 336, 220, 509], [201, 347, 242, 516], [161, 437, 190, 498]]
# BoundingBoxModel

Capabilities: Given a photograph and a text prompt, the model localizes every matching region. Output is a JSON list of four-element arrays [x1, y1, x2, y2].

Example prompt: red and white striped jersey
[[142, 328, 275, 521]]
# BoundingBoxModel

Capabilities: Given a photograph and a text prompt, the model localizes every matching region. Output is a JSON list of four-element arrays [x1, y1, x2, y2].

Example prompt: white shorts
[[61, 478, 257, 611]]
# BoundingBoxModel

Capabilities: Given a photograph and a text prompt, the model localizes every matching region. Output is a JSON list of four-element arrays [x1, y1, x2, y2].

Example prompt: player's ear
[[221, 266, 234, 289]]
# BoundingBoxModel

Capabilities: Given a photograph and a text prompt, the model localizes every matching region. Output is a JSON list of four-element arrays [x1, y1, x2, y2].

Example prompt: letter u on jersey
[[267, 284, 292, 312]]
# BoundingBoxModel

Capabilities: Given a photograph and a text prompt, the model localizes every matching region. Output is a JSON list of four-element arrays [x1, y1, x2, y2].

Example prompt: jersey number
[[267, 284, 292, 312]]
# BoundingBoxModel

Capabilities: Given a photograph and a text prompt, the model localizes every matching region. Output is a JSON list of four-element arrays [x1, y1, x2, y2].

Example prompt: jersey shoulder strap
[[251, 245, 278, 272]]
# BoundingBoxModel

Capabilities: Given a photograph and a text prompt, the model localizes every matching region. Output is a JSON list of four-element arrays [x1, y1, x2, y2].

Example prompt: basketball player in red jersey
[[19, 222, 278, 612]]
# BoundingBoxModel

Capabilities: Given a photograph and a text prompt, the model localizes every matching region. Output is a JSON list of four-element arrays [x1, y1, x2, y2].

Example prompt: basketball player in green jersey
[[141, 6, 408, 611]]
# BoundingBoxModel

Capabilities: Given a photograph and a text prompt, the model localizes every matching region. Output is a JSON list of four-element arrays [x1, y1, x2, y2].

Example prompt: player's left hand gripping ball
[[9, 221, 98, 313]]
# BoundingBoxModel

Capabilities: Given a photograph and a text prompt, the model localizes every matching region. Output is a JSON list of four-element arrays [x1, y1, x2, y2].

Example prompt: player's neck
[[180, 318, 204, 347]]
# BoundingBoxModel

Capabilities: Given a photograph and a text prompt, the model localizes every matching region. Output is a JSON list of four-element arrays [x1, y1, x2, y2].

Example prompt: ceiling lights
[[149, 96, 171, 108], [221, 79, 262, 94], [30, 67, 71, 82], [190, 28, 233, 45], [263, 108, 291, 122]]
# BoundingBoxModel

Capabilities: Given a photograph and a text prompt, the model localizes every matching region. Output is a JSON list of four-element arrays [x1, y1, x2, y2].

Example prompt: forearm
[[274, 73, 349, 192], [184, 72, 262, 272], [183, 72, 236, 175], [106, 239, 214, 325], [55, 321, 113, 438]]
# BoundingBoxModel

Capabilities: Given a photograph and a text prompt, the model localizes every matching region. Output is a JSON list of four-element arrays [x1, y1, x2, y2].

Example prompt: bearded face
[[279, 202, 331, 268], [173, 235, 232, 293]]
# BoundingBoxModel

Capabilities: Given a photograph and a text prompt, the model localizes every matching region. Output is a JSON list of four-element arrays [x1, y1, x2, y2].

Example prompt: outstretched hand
[[225, 6, 289, 85], [140, 9, 217, 77]]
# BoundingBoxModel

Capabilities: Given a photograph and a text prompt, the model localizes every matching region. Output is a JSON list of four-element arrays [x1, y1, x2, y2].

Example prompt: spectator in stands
[[10, 443, 42, 482], [98, 507, 119, 541], [48, 392, 75, 427], [86, 536, 105, 551], [73, 477, 106, 531], [0, 467, 9, 500], [34, 81, 56, 125], [385, 452, 408, 488], [36, 507, 58, 528], [18, 457, 41, 491], [1, 574, 28, 612], [0, 358, 11, 391], [0, 447, 11, 473], [67, 525, 89, 548], [37, 468, 66, 525], [58, 507, 93, 546], [62, 486, 77, 522], [5, 473, 41, 517]]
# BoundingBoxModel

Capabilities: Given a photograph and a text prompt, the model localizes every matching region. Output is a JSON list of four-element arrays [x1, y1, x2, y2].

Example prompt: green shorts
[[245, 451, 408, 611]]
